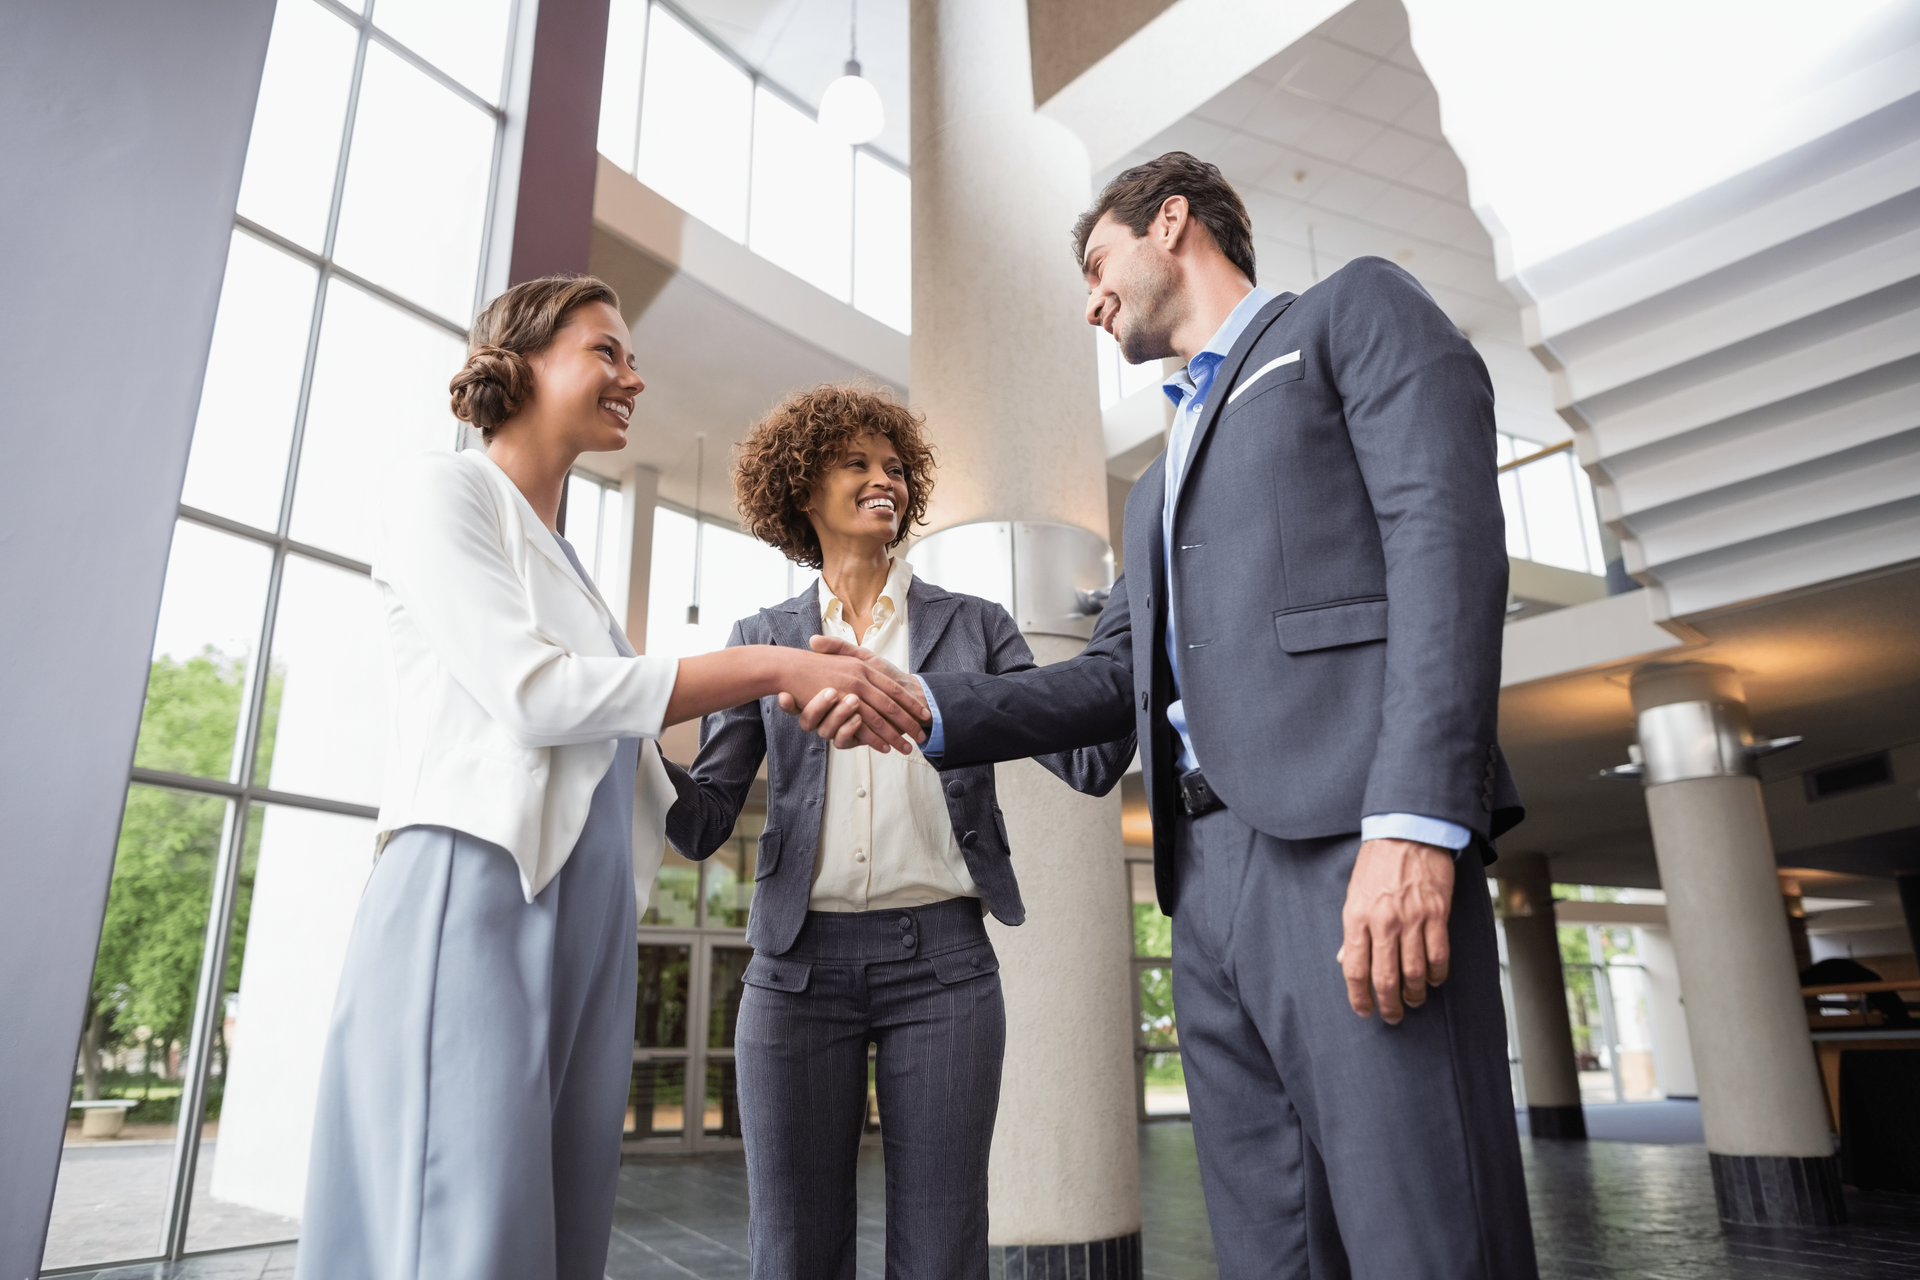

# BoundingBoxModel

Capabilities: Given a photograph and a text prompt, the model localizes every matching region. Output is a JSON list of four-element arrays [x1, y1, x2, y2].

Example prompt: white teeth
[[861, 497, 895, 512], [600, 399, 630, 422]]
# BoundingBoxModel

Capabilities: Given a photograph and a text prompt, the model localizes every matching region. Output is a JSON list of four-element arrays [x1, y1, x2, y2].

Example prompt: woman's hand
[[665, 645, 926, 752], [776, 644, 929, 753], [778, 635, 929, 750]]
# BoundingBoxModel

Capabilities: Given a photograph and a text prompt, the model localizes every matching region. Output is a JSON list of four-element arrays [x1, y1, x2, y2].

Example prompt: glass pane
[[749, 88, 852, 300], [1498, 468, 1529, 560], [645, 843, 701, 926], [704, 1060, 743, 1138], [189, 804, 377, 1251], [599, 484, 628, 625], [136, 522, 273, 782], [565, 474, 605, 593], [1138, 965, 1176, 1047], [635, 6, 752, 242], [628, 1059, 687, 1138], [705, 813, 761, 929], [1132, 899, 1170, 961], [707, 946, 751, 1049], [853, 152, 910, 333], [636, 945, 691, 1049], [374, 0, 515, 103], [289, 280, 465, 563], [332, 41, 496, 320], [253, 555, 386, 806], [235, 0, 358, 251], [598, 0, 649, 170], [181, 232, 318, 531], [1143, 1050, 1188, 1117], [44, 786, 231, 1271], [1518, 452, 1590, 573]]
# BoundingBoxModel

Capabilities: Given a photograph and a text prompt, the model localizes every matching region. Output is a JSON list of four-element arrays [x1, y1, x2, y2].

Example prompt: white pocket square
[[1227, 350, 1301, 404]]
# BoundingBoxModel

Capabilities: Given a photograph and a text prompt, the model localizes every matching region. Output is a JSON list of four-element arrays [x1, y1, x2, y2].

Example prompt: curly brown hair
[[733, 384, 936, 569]]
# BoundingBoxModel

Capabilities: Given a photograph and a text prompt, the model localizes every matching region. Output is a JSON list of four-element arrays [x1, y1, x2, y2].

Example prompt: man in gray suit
[[803, 152, 1534, 1278]]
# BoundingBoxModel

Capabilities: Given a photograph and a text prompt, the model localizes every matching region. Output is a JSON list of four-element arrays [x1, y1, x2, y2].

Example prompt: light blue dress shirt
[[924, 291, 1468, 853]]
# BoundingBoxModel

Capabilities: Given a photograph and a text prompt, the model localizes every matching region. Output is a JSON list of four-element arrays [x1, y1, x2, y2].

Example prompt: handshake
[[775, 634, 930, 753]]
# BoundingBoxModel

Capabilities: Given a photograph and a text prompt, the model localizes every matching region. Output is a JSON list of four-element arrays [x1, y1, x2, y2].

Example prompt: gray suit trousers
[[735, 898, 1005, 1280], [1172, 810, 1537, 1280]]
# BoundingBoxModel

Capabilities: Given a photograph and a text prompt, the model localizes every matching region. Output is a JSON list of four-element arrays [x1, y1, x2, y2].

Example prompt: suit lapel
[[463, 448, 611, 625], [772, 581, 823, 649], [907, 577, 960, 674], [1173, 293, 1296, 513]]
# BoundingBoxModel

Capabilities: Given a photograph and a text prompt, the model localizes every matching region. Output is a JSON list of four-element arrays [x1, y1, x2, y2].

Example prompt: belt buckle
[[1179, 769, 1218, 817]]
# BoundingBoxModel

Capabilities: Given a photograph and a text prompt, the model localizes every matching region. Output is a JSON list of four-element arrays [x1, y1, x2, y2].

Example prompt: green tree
[[81, 648, 277, 1113]]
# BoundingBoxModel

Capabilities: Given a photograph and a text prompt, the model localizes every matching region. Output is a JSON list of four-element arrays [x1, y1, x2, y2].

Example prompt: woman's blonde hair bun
[[449, 275, 621, 440]]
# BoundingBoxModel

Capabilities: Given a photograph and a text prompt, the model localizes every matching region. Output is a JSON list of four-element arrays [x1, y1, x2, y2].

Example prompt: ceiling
[[582, 224, 894, 514], [1097, 0, 1565, 446], [676, 0, 911, 164]]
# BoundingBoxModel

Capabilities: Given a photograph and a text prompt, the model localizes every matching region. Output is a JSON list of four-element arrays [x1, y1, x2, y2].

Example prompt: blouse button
[[856, 787, 867, 799], [854, 851, 867, 863]]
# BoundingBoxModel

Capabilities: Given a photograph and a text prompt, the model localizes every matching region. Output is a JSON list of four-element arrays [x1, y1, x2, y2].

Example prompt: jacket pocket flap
[[928, 942, 999, 985], [742, 954, 812, 992], [754, 827, 782, 880], [1274, 598, 1388, 653]]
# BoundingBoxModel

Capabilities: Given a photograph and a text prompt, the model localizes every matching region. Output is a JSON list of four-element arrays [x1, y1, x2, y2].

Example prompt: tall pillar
[[911, 0, 1142, 1270], [620, 463, 659, 654], [1495, 854, 1586, 1138], [1630, 663, 1841, 1227], [1631, 926, 1699, 1098]]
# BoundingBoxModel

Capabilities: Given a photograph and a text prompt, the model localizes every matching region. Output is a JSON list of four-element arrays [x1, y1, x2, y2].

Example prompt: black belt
[[1177, 768, 1225, 817]]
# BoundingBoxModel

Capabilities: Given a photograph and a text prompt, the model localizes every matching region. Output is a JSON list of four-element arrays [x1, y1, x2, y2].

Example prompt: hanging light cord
[[688, 432, 705, 625], [848, 0, 860, 74]]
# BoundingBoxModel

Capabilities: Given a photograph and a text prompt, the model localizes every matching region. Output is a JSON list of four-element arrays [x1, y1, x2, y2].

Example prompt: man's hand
[[1336, 838, 1454, 1025], [777, 644, 929, 754], [778, 635, 930, 750]]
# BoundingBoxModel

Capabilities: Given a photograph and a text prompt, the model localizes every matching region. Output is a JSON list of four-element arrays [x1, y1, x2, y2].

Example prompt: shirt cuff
[[916, 676, 945, 758], [1361, 813, 1472, 853]]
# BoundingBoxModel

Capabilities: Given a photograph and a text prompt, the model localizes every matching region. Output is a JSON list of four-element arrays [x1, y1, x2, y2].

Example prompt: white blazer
[[372, 448, 678, 902]]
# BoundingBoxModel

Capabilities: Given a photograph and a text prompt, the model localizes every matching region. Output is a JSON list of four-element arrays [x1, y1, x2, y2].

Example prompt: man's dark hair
[[1073, 151, 1256, 284]]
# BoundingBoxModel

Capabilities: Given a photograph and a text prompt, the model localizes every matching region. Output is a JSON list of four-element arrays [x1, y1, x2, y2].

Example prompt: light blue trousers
[[297, 740, 638, 1280]]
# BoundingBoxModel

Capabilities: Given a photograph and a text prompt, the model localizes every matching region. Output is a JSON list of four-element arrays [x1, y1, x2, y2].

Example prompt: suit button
[[898, 917, 913, 931], [971, 955, 983, 969], [961, 831, 978, 850], [1146, 594, 1153, 610], [901, 934, 916, 949], [1140, 691, 1149, 711], [947, 781, 965, 798]]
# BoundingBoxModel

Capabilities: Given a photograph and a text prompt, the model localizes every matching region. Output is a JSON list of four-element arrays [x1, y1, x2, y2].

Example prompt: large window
[[1497, 436, 1607, 575], [597, 0, 911, 333], [46, 1, 516, 1269]]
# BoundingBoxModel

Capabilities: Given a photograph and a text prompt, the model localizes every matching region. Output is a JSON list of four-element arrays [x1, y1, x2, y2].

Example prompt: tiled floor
[[48, 1123, 1920, 1279]]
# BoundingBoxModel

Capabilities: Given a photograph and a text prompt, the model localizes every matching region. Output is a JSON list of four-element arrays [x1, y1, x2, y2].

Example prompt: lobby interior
[[9, 0, 1920, 1277]]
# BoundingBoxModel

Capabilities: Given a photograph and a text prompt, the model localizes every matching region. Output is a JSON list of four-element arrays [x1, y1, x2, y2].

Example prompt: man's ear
[[1158, 194, 1190, 249]]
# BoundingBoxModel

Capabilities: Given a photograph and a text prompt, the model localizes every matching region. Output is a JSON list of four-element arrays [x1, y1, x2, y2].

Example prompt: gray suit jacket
[[661, 577, 1137, 954], [919, 257, 1523, 914]]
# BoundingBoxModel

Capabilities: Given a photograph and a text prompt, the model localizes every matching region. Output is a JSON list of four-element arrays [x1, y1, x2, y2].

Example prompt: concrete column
[[911, 0, 1141, 1268], [1631, 663, 1842, 1227], [620, 464, 659, 654], [1495, 854, 1586, 1138]]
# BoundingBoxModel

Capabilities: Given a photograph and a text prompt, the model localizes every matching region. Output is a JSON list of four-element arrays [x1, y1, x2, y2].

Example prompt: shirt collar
[[1162, 285, 1276, 408], [818, 556, 915, 628]]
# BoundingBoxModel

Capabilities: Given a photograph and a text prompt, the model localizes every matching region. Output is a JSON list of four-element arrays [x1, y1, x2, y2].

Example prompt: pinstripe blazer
[[662, 576, 1137, 955]]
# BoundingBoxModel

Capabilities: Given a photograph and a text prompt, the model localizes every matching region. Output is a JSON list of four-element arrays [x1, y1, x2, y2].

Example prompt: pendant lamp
[[818, 1, 884, 145]]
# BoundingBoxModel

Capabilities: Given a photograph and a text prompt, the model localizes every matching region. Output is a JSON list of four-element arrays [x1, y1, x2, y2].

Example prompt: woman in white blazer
[[295, 276, 927, 1280]]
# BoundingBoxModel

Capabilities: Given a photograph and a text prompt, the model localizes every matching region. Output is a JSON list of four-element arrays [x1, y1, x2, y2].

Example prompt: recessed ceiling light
[[1292, 170, 1307, 183]]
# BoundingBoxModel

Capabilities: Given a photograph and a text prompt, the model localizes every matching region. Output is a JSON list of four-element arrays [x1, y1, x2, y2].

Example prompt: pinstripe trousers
[[735, 897, 1005, 1280]]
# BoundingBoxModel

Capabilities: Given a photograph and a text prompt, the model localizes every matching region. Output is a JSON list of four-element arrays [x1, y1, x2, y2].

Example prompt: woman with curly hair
[[664, 383, 1135, 1279], [296, 282, 925, 1280]]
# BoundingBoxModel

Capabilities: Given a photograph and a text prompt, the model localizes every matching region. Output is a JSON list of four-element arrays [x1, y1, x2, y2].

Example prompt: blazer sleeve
[[377, 452, 678, 748], [920, 570, 1136, 767], [977, 602, 1136, 796], [662, 618, 768, 861], [1328, 259, 1508, 827]]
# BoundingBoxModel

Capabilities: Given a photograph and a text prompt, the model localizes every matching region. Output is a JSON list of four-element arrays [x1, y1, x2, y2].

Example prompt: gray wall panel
[[0, 1, 274, 1272]]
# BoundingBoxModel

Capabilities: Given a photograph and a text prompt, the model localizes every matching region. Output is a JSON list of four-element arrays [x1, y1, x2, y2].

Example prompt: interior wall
[[0, 1, 275, 1272], [1026, 0, 1174, 105]]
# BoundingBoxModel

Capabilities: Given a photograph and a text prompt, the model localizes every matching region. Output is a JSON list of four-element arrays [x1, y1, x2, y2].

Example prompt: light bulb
[[818, 60, 884, 145]]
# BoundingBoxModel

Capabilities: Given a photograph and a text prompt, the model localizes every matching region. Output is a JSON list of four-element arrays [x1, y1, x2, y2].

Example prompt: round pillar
[[1495, 852, 1586, 1139], [1631, 663, 1842, 1227], [910, 0, 1141, 1267]]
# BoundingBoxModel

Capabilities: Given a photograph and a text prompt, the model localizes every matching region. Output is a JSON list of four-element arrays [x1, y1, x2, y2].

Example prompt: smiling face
[[802, 431, 909, 557], [1082, 207, 1188, 365], [519, 300, 645, 454]]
